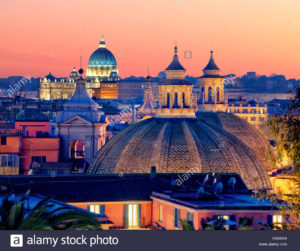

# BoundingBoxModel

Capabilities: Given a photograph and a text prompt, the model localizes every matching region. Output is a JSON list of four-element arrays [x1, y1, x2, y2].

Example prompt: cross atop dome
[[174, 41, 178, 54], [99, 34, 106, 48]]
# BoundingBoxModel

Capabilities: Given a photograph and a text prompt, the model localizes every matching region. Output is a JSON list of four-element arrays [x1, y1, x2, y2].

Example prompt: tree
[[268, 87, 300, 230], [268, 87, 300, 169], [0, 194, 101, 230]]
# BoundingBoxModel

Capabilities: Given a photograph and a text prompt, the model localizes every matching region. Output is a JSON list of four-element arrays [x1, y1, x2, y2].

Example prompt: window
[[31, 156, 46, 163], [216, 87, 220, 103], [173, 92, 179, 108], [182, 93, 186, 107], [186, 212, 193, 226], [259, 117, 265, 122], [1, 136, 7, 145], [89, 204, 105, 216], [251, 117, 256, 121], [208, 87, 213, 102], [166, 93, 170, 108], [159, 205, 163, 222], [273, 215, 283, 229], [127, 204, 140, 228], [174, 208, 180, 228], [0, 154, 18, 167]]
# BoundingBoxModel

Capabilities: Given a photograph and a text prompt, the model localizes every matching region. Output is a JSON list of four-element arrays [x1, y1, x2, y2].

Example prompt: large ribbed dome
[[88, 113, 272, 189], [88, 48, 117, 68], [88, 37, 117, 68]]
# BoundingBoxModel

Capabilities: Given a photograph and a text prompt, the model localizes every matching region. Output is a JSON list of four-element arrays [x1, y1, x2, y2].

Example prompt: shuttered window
[[174, 208, 180, 228]]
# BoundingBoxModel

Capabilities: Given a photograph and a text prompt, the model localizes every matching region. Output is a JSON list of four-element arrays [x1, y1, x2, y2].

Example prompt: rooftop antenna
[[80, 56, 82, 69]]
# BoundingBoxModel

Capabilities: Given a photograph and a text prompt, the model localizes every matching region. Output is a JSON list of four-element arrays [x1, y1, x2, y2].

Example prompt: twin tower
[[155, 45, 226, 118]]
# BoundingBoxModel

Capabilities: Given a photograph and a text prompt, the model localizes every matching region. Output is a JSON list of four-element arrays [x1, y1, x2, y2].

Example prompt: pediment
[[61, 116, 92, 125]]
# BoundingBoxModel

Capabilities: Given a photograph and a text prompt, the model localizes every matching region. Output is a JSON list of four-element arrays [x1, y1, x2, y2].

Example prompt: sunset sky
[[0, 0, 299, 79]]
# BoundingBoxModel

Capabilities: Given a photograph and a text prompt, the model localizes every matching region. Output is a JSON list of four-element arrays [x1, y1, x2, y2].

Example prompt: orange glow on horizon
[[0, 0, 299, 79]]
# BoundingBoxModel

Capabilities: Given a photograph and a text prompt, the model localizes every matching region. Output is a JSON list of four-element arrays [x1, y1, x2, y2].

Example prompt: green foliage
[[268, 87, 300, 166], [0, 194, 101, 230], [267, 87, 300, 230], [238, 217, 253, 230], [180, 219, 194, 230]]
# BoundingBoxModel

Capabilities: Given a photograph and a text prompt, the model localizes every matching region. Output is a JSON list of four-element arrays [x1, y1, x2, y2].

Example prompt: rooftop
[[0, 173, 248, 203], [151, 191, 280, 210]]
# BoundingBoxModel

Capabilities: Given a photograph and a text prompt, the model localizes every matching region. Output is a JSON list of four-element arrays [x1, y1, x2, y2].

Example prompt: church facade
[[51, 71, 108, 165]]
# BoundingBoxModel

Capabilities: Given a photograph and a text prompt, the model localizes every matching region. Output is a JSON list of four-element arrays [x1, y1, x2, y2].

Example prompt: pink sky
[[0, 0, 299, 79]]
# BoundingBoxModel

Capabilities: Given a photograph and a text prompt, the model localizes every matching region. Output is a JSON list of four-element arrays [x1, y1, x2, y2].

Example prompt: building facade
[[0, 120, 60, 175], [0, 174, 283, 230], [39, 36, 119, 101], [52, 72, 108, 164]]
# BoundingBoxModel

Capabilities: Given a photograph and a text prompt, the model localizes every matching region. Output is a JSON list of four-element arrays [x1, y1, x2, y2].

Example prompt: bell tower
[[155, 44, 196, 118], [198, 51, 227, 112]]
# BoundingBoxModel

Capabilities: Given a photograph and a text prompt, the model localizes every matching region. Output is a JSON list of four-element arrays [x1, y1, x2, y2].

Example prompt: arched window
[[173, 92, 179, 108], [70, 141, 85, 159], [208, 87, 213, 102], [182, 92, 186, 107], [166, 93, 170, 108], [216, 87, 220, 103]]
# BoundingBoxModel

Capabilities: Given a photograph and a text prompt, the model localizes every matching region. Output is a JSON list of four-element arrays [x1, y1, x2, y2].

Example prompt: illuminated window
[[159, 205, 163, 222], [89, 204, 105, 216], [127, 204, 140, 228], [273, 215, 283, 229]]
